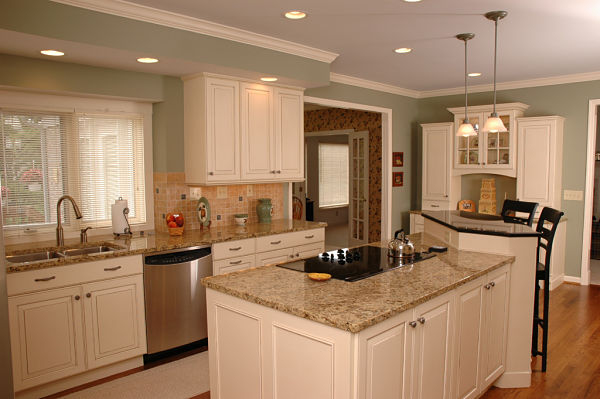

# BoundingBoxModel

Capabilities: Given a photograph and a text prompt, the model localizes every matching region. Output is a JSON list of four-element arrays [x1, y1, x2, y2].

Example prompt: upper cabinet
[[448, 103, 529, 177], [421, 123, 455, 209], [184, 74, 304, 185]]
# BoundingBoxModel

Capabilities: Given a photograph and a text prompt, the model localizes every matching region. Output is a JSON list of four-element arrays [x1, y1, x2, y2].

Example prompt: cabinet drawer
[[255, 229, 324, 252], [287, 228, 325, 247], [7, 255, 143, 297], [212, 238, 256, 260], [422, 200, 450, 211], [294, 243, 324, 260], [255, 248, 294, 267], [213, 255, 256, 276]]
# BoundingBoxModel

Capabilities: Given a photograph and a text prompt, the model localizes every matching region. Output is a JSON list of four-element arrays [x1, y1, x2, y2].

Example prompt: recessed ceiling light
[[394, 47, 412, 54], [40, 50, 64, 57], [284, 11, 307, 20], [468, 72, 482, 77], [137, 57, 159, 64], [404, 0, 423, 2], [261, 77, 278, 82]]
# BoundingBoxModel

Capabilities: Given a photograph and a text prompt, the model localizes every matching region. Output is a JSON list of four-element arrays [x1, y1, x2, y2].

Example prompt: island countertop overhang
[[422, 210, 542, 237]]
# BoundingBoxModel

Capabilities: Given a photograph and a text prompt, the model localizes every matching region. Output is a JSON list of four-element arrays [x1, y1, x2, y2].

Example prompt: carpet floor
[[60, 352, 210, 399]]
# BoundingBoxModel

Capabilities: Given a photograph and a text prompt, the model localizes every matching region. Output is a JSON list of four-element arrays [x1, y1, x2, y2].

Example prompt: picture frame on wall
[[393, 152, 404, 167], [393, 172, 403, 187]]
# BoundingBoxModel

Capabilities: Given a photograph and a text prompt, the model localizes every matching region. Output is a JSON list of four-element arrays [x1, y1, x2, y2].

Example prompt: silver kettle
[[388, 229, 416, 259]]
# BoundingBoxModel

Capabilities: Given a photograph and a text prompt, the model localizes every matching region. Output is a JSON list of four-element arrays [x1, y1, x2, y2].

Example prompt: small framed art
[[393, 152, 404, 167], [393, 171, 404, 187]]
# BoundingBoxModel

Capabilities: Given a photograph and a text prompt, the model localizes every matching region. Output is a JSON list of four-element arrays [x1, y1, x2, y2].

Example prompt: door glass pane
[[359, 138, 365, 158], [499, 132, 509, 148], [358, 180, 364, 199], [458, 149, 468, 165], [353, 139, 358, 157], [458, 136, 467, 150], [358, 221, 364, 240], [353, 200, 358, 218], [499, 149, 509, 164], [488, 132, 498, 149], [468, 151, 479, 165], [469, 135, 478, 148], [359, 199, 364, 218], [488, 149, 498, 165]]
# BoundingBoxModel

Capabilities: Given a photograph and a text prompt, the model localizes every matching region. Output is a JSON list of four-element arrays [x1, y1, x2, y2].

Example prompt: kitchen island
[[203, 233, 515, 399], [421, 210, 540, 389]]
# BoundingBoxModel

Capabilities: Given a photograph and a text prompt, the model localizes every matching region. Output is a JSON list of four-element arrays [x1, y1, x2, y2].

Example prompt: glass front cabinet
[[449, 103, 529, 177]]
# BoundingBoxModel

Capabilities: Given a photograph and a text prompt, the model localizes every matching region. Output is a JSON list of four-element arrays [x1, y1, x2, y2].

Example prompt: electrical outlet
[[189, 187, 202, 200], [247, 185, 254, 197], [564, 190, 583, 201], [217, 186, 228, 199]]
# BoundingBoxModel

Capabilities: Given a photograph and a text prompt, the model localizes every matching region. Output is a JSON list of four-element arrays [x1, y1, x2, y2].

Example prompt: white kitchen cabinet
[[422, 123, 453, 206], [516, 116, 564, 213], [184, 76, 240, 184], [82, 275, 147, 370], [214, 254, 256, 276], [410, 213, 424, 234], [7, 256, 147, 394], [8, 286, 86, 391], [448, 103, 529, 177], [255, 247, 295, 266], [184, 74, 304, 185]]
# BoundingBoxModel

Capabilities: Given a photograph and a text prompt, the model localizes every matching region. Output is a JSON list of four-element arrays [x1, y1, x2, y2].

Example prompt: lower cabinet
[[7, 258, 147, 392], [213, 254, 256, 276], [255, 243, 323, 267]]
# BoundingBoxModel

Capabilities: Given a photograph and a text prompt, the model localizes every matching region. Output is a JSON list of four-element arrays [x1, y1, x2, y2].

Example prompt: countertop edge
[[421, 212, 541, 237]]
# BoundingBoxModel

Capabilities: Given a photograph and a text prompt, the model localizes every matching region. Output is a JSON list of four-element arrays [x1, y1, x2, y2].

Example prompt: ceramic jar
[[256, 198, 273, 223]]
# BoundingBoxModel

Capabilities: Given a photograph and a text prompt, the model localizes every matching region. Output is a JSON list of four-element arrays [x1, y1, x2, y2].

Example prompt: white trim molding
[[563, 276, 582, 285], [329, 73, 420, 99], [51, 0, 339, 63]]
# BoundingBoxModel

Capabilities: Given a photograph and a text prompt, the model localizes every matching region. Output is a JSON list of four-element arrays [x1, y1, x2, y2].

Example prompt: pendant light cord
[[493, 18, 498, 115], [464, 38, 468, 119]]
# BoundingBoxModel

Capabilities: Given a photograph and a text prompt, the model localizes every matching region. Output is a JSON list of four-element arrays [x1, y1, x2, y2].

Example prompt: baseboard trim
[[493, 371, 531, 388], [563, 276, 582, 285], [549, 274, 565, 291]]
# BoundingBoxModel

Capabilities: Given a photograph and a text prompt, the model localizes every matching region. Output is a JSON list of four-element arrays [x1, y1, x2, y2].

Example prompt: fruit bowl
[[166, 212, 185, 236]]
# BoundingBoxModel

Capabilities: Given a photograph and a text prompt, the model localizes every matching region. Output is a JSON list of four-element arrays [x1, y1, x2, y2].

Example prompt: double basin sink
[[6, 244, 126, 264]]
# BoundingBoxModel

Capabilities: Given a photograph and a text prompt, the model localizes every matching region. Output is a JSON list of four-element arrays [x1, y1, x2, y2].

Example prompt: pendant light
[[456, 33, 477, 137], [482, 11, 508, 133]]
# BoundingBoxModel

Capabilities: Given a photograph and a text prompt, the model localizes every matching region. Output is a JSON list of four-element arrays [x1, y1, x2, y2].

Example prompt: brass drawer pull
[[104, 266, 122, 271], [229, 260, 242, 265], [34, 276, 55, 282], [270, 240, 282, 245], [229, 246, 242, 251], [304, 235, 314, 239]]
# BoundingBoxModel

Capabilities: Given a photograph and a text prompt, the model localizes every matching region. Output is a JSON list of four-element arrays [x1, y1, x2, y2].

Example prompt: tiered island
[[202, 222, 539, 399]]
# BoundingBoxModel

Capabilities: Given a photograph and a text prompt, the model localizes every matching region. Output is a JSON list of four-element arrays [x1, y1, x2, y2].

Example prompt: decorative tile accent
[[304, 109, 382, 242], [153, 173, 284, 232]]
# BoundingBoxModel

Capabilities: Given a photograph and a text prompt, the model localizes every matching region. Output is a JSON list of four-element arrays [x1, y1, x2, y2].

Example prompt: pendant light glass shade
[[482, 11, 508, 134], [456, 33, 476, 137]]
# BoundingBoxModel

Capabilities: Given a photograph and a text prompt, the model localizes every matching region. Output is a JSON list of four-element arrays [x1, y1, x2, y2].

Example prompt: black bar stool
[[532, 207, 564, 372], [500, 199, 539, 227]]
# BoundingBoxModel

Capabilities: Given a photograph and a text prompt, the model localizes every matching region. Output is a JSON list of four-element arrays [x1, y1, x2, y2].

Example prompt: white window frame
[[0, 90, 154, 245]]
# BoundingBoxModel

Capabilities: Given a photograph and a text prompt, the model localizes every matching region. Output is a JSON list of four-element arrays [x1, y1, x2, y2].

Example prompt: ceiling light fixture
[[403, 0, 423, 3], [261, 77, 278, 82], [468, 72, 482, 77], [482, 11, 508, 134], [394, 47, 412, 54], [137, 57, 159, 64], [456, 33, 477, 137], [40, 50, 64, 57], [284, 11, 306, 20]]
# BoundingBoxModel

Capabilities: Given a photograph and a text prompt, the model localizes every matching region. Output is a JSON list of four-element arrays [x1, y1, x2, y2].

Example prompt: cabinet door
[[454, 279, 485, 399], [454, 113, 483, 169], [241, 83, 276, 180], [8, 286, 85, 391], [206, 78, 240, 182], [480, 267, 509, 389], [255, 248, 294, 266], [82, 275, 146, 370], [422, 123, 451, 201], [412, 293, 453, 399], [274, 88, 304, 180], [482, 113, 512, 171], [214, 254, 256, 276]]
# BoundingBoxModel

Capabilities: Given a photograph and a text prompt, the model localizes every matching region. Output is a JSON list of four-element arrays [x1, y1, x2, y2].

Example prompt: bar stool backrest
[[535, 207, 564, 274], [501, 199, 539, 227]]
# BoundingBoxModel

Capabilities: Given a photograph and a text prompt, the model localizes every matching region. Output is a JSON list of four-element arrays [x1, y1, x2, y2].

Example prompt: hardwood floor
[[482, 283, 600, 398]]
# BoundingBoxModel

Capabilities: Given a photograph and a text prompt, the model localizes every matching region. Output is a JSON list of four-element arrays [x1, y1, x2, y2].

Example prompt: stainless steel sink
[[6, 251, 64, 264], [59, 245, 123, 257]]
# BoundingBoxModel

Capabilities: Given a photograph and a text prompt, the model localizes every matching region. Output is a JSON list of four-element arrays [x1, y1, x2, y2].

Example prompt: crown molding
[[329, 73, 420, 99], [51, 0, 339, 63]]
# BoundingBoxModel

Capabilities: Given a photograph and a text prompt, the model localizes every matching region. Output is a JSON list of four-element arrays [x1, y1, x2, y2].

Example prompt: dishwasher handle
[[144, 247, 212, 265]]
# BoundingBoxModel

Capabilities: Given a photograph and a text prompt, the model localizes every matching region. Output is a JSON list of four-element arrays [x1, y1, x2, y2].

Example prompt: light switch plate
[[189, 187, 202, 200], [564, 190, 583, 201], [217, 186, 228, 199], [247, 185, 254, 197]]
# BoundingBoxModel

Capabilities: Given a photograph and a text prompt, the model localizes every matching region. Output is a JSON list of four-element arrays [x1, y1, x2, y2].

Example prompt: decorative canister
[[256, 198, 273, 223]]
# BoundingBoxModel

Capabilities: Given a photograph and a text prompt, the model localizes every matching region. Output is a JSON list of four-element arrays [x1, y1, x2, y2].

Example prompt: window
[[318, 143, 349, 208], [1, 107, 147, 235]]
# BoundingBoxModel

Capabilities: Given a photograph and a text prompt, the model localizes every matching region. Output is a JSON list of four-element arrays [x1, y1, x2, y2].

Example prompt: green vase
[[257, 198, 273, 223]]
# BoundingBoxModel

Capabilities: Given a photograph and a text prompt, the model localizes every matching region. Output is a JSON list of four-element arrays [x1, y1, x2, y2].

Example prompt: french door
[[349, 131, 369, 246]]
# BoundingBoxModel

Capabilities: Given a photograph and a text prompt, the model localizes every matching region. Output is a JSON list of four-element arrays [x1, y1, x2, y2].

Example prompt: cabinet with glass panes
[[448, 103, 529, 177]]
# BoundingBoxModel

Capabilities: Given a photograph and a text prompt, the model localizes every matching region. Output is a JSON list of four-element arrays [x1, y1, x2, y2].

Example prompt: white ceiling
[[119, 0, 600, 91], [5, 0, 600, 92]]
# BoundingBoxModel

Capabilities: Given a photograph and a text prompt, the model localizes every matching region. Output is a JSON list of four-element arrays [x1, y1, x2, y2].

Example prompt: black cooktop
[[278, 245, 436, 282]]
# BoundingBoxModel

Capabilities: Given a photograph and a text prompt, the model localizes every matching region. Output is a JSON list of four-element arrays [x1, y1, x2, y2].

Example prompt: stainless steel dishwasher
[[143, 246, 212, 354]]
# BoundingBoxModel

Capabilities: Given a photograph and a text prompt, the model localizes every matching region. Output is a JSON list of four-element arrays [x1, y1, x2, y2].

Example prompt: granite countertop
[[422, 210, 541, 237], [202, 233, 514, 333], [5, 219, 326, 274]]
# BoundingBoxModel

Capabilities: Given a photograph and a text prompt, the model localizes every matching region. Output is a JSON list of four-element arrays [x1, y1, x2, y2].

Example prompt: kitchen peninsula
[[203, 233, 515, 399], [421, 210, 540, 389]]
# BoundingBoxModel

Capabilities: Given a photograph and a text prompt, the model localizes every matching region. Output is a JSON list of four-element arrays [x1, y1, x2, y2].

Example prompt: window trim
[[0, 90, 154, 245], [317, 142, 349, 209]]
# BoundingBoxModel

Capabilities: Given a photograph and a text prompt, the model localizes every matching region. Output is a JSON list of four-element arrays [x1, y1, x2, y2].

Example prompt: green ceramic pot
[[256, 198, 273, 223]]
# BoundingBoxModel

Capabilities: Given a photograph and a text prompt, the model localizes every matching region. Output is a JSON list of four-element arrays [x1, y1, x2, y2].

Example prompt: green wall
[[418, 81, 600, 277]]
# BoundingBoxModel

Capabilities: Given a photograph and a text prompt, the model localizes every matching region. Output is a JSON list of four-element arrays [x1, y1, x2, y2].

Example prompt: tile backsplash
[[153, 173, 284, 232]]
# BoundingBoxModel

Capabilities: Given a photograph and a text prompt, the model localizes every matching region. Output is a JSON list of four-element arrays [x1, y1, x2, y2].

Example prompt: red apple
[[168, 221, 177, 228], [175, 215, 184, 227]]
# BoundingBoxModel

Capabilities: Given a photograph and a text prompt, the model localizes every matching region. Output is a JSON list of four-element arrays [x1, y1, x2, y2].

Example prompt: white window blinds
[[318, 143, 349, 208], [0, 108, 146, 232]]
